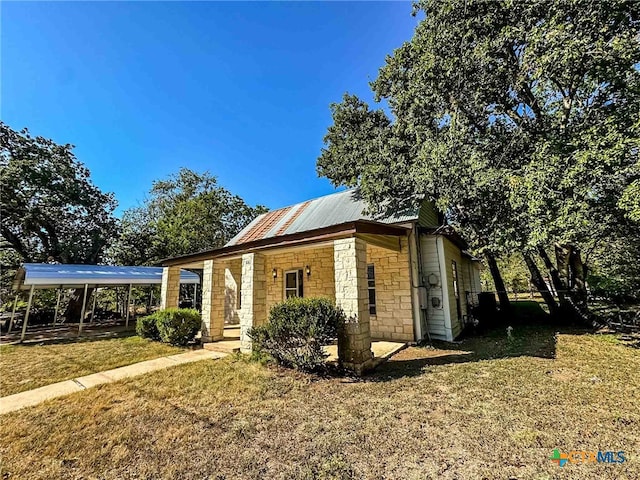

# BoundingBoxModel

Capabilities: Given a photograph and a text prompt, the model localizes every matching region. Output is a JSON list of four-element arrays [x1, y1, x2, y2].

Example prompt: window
[[452, 260, 461, 320], [367, 264, 376, 315], [451, 261, 460, 298], [284, 269, 304, 298]]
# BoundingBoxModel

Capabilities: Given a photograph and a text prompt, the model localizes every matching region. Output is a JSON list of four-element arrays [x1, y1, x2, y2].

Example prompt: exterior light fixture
[[272, 268, 277, 279], [305, 265, 311, 277]]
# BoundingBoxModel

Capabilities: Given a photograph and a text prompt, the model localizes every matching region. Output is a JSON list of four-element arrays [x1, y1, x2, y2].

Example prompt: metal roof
[[226, 188, 420, 247], [13, 263, 200, 290]]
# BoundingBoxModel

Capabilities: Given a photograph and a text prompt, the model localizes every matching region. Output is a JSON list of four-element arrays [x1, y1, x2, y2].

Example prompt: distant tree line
[[0, 122, 266, 316]]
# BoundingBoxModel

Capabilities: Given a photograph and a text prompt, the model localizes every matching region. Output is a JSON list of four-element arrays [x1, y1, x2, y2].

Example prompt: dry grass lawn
[[0, 335, 185, 396], [0, 325, 638, 479]]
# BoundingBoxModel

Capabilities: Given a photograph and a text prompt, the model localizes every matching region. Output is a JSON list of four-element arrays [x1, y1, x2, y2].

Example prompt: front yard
[[0, 325, 638, 479], [0, 335, 185, 396]]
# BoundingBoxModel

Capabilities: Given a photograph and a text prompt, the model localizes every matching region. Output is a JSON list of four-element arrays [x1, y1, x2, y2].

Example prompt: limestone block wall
[[334, 237, 373, 370], [264, 245, 335, 315], [201, 260, 226, 341], [199, 235, 416, 345], [160, 266, 180, 310], [240, 253, 266, 352], [366, 237, 414, 342], [224, 258, 242, 324]]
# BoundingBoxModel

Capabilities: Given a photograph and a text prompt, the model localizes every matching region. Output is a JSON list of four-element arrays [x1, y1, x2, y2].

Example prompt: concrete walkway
[[0, 349, 227, 415]]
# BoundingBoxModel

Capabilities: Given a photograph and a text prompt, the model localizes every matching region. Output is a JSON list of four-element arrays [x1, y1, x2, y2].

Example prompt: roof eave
[[419, 225, 470, 250], [160, 220, 412, 267]]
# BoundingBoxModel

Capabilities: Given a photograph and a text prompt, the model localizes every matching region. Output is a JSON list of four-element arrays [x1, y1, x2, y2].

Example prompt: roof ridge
[[268, 187, 355, 211]]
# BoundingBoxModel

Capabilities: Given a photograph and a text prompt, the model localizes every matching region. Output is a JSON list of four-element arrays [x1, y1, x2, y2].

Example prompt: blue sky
[[2, 1, 419, 214]]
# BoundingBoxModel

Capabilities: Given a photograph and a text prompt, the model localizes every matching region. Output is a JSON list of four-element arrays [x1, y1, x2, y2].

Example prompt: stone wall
[[201, 260, 226, 342], [239, 253, 266, 352], [160, 266, 180, 310], [224, 258, 242, 324], [264, 245, 336, 314], [202, 235, 416, 346], [334, 237, 373, 372], [366, 237, 414, 342]]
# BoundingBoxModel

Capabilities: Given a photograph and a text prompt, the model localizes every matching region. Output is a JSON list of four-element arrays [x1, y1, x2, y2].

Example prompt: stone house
[[160, 189, 481, 372]]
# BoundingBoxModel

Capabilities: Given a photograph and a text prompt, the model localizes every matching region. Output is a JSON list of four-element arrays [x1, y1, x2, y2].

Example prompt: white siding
[[419, 236, 448, 340], [419, 234, 478, 341], [441, 237, 467, 339]]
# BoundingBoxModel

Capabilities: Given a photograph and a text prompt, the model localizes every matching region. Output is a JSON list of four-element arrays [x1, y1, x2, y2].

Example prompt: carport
[[9, 263, 200, 342]]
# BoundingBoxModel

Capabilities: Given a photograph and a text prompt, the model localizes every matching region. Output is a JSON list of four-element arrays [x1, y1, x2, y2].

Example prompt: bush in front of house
[[249, 297, 346, 372], [136, 314, 160, 341], [136, 308, 201, 345], [155, 308, 201, 346]]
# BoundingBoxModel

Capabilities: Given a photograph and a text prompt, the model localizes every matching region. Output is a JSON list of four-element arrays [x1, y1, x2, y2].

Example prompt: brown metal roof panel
[[238, 207, 291, 243], [225, 213, 267, 247]]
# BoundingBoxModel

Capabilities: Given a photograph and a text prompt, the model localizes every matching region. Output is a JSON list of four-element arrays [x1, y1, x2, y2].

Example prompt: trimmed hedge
[[249, 297, 345, 372], [136, 308, 201, 346], [136, 314, 160, 341]]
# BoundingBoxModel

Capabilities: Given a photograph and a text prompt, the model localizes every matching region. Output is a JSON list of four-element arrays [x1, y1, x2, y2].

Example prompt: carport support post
[[193, 283, 197, 307], [20, 285, 35, 342], [90, 288, 98, 324], [53, 288, 62, 326], [8, 293, 19, 334], [125, 283, 132, 327], [78, 284, 89, 334]]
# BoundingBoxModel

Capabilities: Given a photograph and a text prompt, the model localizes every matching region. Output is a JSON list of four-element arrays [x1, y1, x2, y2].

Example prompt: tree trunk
[[554, 244, 572, 291], [485, 251, 511, 314], [64, 287, 94, 323], [538, 246, 566, 304], [554, 244, 595, 326], [523, 252, 558, 316], [569, 248, 589, 309]]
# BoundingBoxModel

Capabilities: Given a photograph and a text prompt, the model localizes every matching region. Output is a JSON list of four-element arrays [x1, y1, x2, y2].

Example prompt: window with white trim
[[367, 264, 376, 315], [284, 269, 304, 298]]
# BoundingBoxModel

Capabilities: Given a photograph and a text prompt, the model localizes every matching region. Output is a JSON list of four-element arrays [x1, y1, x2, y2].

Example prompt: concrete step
[[203, 340, 241, 354]]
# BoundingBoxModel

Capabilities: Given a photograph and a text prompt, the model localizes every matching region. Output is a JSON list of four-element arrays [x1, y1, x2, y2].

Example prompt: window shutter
[[298, 269, 304, 297]]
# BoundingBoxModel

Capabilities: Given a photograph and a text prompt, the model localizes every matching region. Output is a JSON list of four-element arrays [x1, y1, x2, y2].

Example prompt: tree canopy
[[109, 168, 267, 265], [318, 0, 640, 313], [1, 122, 118, 265]]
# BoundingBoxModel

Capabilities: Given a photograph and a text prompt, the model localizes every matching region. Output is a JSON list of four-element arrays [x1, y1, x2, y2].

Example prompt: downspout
[[415, 227, 431, 343], [408, 225, 429, 343]]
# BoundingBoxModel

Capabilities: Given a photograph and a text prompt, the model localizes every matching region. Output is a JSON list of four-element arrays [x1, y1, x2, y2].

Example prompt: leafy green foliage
[[0, 123, 118, 264], [0, 123, 119, 315], [249, 297, 346, 372], [620, 179, 640, 223], [317, 0, 640, 315], [108, 168, 267, 265], [153, 308, 201, 346], [480, 254, 533, 293], [136, 314, 160, 341], [587, 230, 640, 304]]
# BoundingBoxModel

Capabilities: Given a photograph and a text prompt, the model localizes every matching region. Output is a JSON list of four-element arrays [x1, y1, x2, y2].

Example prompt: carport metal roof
[[13, 263, 200, 291]]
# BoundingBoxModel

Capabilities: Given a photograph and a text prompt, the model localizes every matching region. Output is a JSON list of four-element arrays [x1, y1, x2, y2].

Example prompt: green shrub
[[136, 314, 160, 340], [249, 297, 345, 372], [155, 308, 201, 346]]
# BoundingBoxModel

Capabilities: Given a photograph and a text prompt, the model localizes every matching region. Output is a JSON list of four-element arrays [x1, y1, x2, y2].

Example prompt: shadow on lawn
[[369, 317, 590, 381], [0, 325, 137, 348]]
